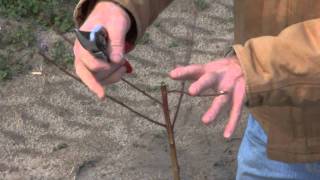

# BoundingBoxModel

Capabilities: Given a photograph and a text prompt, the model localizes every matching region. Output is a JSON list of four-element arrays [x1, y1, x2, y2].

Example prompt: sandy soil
[[0, 0, 248, 179]]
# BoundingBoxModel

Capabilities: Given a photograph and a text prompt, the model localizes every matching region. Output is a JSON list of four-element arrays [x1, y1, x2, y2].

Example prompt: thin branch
[[168, 90, 227, 97], [107, 95, 166, 128], [38, 51, 166, 128], [53, 29, 163, 106], [172, 5, 198, 128], [121, 78, 162, 105], [38, 51, 82, 83], [172, 82, 185, 128], [161, 83, 180, 180]]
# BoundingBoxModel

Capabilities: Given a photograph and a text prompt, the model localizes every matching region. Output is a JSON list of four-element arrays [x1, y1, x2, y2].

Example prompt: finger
[[169, 64, 204, 80], [188, 73, 218, 96], [202, 95, 229, 124], [223, 78, 246, 138], [201, 76, 233, 124], [100, 66, 127, 85], [74, 40, 111, 72], [94, 63, 122, 81], [107, 26, 127, 64], [109, 44, 125, 64], [75, 57, 105, 99]]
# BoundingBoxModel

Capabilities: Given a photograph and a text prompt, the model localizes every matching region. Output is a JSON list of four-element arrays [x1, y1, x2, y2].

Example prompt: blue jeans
[[236, 114, 320, 180]]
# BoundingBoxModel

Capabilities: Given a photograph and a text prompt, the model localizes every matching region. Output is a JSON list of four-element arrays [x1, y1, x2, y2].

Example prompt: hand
[[73, 2, 131, 99], [169, 56, 246, 138]]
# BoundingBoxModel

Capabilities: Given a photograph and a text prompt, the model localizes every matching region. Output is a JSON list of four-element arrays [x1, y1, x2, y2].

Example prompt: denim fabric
[[236, 114, 320, 180]]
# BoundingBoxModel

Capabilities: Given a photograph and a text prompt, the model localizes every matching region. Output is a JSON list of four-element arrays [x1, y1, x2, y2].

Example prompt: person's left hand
[[169, 56, 246, 138]]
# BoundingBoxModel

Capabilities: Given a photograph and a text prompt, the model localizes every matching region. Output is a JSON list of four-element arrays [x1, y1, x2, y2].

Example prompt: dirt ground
[[0, 0, 249, 179]]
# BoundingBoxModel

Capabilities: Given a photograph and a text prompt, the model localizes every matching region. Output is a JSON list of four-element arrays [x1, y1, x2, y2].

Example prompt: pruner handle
[[124, 42, 134, 73]]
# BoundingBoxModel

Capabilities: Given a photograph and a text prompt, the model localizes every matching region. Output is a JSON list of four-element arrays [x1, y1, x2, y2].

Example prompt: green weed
[[0, 0, 77, 32], [154, 22, 161, 28], [168, 41, 179, 48], [194, 0, 209, 11], [153, 130, 167, 139], [0, 24, 36, 50], [0, 54, 10, 80], [0, 25, 35, 81], [0, 52, 28, 81], [145, 84, 161, 92], [52, 41, 74, 69], [137, 32, 151, 45]]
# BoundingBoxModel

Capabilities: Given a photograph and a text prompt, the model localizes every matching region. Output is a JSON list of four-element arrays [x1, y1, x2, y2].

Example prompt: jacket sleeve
[[233, 18, 320, 107], [74, 0, 173, 42]]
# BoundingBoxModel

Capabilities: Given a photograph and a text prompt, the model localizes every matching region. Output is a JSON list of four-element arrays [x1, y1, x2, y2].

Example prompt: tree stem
[[161, 84, 180, 180]]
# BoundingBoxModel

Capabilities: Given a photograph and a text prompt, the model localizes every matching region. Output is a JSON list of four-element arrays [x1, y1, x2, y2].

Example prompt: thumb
[[106, 22, 128, 64], [109, 39, 125, 64]]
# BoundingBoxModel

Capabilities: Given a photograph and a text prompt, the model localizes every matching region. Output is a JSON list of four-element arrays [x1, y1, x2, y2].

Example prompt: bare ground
[[0, 0, 248, 179]]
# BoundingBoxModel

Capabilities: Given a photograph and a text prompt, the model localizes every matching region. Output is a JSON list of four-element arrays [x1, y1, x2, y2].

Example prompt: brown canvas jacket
[[74, 0, 320, 163]]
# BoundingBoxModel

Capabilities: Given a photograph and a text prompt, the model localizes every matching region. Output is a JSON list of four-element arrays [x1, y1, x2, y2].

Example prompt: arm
[[233, 18, 320, 107], [74, 0, 174, 42], [168, 18, 320, 138]]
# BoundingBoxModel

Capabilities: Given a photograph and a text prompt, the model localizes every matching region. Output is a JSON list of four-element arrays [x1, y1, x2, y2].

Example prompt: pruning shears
[[75, 25, 133, 74]]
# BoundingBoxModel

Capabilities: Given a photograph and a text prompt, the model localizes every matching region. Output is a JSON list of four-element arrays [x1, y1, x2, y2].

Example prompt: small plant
[[0, 0, 41, 18], [194, 0, 209, 11], [52, 41, 74, 69], [0, 24, 35, 81], [168, 41, 179, 48], [141, 84, 162, 92], [0, 24, 36, 50], [0, 0, 77, 32], [0, 52, 27, 81], [153, 129, 167, 139], [154, 21, 161, 28], [137, 32, 151, 45], [0, 54, 10, 80]]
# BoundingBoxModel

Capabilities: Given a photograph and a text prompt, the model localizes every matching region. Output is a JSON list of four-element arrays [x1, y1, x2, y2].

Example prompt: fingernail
[[224, 132, 231, 139], [110, 53, 123, 63], [202, 117, 210, 125], [98, 95, 105, 100], [169, 71, 176, 77], [189, 90, 196, 96], [97, 91, 105, 100], [189, 86, 198, 96]]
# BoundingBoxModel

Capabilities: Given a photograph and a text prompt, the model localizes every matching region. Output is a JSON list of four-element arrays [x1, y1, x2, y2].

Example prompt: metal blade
[[74, 29, 100, 53]]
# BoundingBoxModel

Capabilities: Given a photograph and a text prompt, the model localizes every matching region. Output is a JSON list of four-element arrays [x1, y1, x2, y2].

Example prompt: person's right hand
[[73, 1, 131, 99]]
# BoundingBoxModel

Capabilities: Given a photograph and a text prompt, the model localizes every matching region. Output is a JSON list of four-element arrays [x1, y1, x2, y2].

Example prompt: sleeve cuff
[[233, 44, 256, 107], [73, 0, 138, 44]]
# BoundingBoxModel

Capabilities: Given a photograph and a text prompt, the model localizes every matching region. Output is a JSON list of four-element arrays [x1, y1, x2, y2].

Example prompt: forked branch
[[38, 51, 166, 128]]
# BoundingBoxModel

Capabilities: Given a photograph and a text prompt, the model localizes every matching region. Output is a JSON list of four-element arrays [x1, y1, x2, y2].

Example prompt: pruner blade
[[74, 25, 109, 61], [74, 25, 133, 73]]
